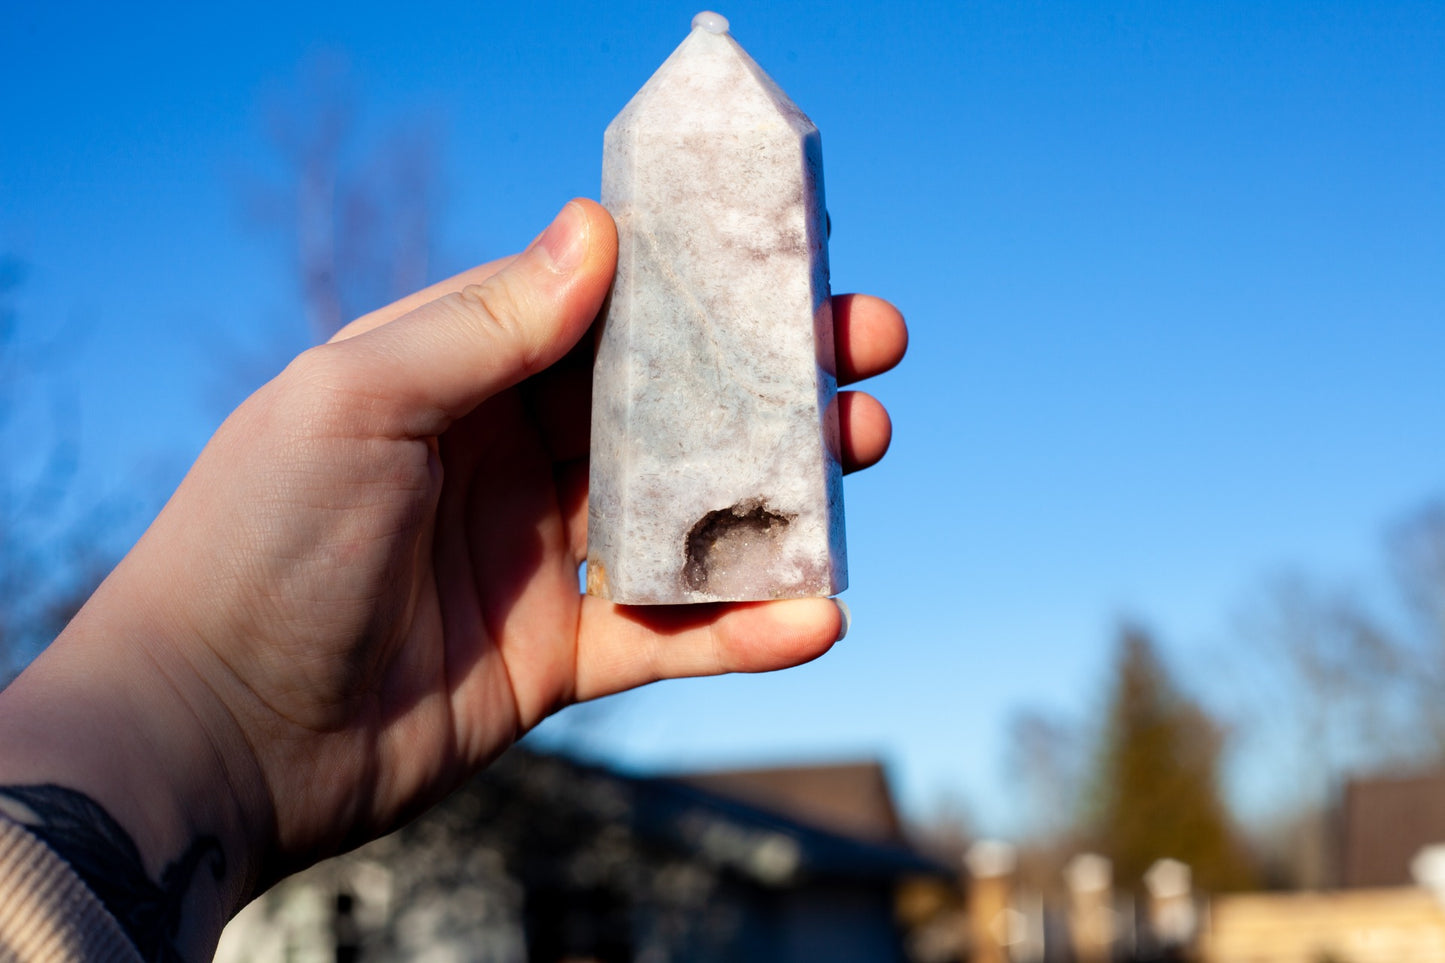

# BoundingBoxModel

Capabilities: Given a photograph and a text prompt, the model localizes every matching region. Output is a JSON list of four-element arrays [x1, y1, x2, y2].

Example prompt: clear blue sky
[[4, 0, 1444, 833]]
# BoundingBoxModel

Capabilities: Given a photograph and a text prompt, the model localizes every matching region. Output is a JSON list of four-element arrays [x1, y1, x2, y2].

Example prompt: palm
[[432, 374, 591, 759], [316, 384, 587, 850]]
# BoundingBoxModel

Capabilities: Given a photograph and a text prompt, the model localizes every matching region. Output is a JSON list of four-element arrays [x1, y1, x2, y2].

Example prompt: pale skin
[[0, 199, 907, 960]]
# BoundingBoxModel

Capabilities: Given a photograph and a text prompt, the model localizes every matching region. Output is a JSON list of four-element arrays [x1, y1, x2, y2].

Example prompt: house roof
[[1341, 770, 1445, 887], [676, 760, 906, 845], [483, 748, 949, 887]]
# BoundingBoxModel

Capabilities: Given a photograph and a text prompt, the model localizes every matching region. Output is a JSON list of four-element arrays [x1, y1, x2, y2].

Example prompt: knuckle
[[452, 276, 541, 369], [276, 343, 368, 432]]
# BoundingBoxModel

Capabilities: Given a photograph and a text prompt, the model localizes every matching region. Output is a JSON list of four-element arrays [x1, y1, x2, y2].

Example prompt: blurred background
[[5, 0, 1445, 959]]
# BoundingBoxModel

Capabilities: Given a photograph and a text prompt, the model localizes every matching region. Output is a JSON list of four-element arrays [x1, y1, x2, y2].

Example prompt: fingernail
[[834, 599, 851, 641], [536, 201, 588, 274]]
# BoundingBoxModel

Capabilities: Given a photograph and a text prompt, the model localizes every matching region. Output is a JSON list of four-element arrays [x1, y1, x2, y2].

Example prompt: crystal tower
[[587, 12, 845, 604]]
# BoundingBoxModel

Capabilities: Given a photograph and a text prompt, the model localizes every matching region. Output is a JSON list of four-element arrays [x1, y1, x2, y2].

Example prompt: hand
[[0, 200, 906, 958]]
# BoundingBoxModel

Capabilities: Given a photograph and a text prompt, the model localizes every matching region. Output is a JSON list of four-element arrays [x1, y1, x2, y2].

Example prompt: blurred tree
[[1229, 501, 1445, 887], [1007, 708, 1085, 845], [211, 52, 446, 415], [1083, 626, 1256, 894], [1245, 575, 1409, 774], [1233, 575, 1405, 887], [3, 61, 445, 680], [0, 257, 114, 680], [1002, 707, 1086, 891], [1386, 502, 1445, 753], [251, 53, 441, 341]]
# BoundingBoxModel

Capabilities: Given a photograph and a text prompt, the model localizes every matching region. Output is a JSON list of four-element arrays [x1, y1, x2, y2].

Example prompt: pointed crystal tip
[[691, 11, 729, 34]]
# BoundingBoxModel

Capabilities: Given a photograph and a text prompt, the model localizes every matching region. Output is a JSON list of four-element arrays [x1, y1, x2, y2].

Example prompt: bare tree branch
[[247, 54, 443, 344], [0, 258, 117, 679]]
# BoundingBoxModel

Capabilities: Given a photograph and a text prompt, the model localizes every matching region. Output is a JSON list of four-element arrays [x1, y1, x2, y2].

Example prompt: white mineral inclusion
[[691, 10, 729, 34], [586, 14, 846, 605]]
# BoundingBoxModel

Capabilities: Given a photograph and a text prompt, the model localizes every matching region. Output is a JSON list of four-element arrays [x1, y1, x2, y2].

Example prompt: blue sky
[[4, 0, 1444, 833]]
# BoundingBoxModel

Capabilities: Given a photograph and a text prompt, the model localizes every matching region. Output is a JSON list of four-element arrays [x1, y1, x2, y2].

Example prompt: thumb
[[323, 199, 617, 433]]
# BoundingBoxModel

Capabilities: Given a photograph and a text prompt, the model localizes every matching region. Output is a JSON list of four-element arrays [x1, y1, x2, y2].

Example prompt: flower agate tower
[[587, 11, 846, 604]]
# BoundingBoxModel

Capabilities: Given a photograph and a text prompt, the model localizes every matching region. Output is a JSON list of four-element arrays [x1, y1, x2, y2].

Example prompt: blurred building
[[216, 748, 949, 963], [1199, 769, 1445, 962], [1340, 770, 1445, 888], [678, 760, 906, 847]]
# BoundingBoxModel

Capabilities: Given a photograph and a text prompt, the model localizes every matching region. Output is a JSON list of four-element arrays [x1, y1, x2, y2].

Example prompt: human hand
[[0, 199, 906, 958]]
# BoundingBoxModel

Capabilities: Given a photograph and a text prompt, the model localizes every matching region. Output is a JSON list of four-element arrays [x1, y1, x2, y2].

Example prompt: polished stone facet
[[586, 12, 846, 604]]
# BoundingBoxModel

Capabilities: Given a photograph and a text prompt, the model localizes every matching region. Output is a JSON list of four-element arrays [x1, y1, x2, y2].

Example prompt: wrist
[[0, 587, 270, 960]]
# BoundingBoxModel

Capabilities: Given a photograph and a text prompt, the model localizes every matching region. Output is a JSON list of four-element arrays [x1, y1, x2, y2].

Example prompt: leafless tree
[[244, 53, 442, 344], [1005, 708, 1087, 848], [1244, 576, 1411, 780], [996, 707, 1090, 895], [1224, 500, 1445, 886], [0, 257, 115, 680], [1386, 502, 1445, 753]]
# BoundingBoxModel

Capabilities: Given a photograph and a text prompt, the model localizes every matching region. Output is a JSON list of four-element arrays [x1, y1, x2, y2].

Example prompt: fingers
[[833, 294, 907, 386], [314, 200, 618, 435], [571, 596, 843, 702], [529, 294, 906, 467], [838, 391, 892, 474]]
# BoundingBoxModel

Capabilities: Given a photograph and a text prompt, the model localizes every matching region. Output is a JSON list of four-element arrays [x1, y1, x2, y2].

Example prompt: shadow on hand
[[610, 600, 766, 636]]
